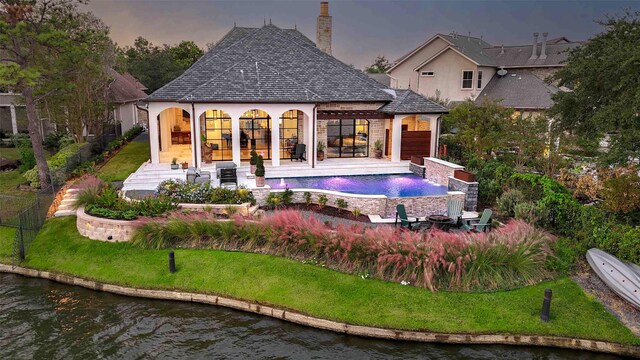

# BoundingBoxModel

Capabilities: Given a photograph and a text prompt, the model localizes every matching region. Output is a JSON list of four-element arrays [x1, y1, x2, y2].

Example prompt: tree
[[0, 0, 97, 188], [550, 11, 640, 165], [42, 12, 114, 143], [121, 38, 203, 93], [365, 55, 391, 73], [442, 100, 515, 159]]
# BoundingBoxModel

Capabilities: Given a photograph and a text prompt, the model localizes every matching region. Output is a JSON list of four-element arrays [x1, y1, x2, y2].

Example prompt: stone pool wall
[[423, 157, 464, 185], [264, 188, 465, 218]]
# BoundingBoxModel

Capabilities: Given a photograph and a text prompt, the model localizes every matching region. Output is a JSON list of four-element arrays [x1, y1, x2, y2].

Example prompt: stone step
[[53, 209, 76, 217]]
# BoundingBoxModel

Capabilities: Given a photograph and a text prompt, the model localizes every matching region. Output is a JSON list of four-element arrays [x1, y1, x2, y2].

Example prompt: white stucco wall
[[415, 49, 479, 102], [387, 37, 450, 90]]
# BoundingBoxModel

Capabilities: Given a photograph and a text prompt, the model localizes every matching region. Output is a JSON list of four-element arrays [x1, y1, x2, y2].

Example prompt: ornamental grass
[[132, 210, 555, 291]]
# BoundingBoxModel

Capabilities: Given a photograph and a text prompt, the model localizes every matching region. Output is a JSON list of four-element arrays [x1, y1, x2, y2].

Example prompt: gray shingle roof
[[107, 68, 147, 104], [378, 89, 449, 114], [148, 24, 393, 103], [439, 34, 496, 66], [367, 73, 391, 87], [475, 70, 559, 109], [483, 42, 580, 68]]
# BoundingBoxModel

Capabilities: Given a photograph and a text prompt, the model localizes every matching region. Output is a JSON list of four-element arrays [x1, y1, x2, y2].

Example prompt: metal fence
[[2, 129, 119, 265], [11, 185, 55, 265]]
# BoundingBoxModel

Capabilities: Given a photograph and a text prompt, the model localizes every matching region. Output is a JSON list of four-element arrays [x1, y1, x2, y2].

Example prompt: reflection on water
[[0, 273, 628, 359]]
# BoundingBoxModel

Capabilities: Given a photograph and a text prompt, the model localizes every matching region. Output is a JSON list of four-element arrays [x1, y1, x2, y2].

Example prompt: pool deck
[[122, 159, 412, 191]]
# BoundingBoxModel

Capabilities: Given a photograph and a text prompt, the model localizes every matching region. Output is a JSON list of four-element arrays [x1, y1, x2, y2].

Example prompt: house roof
[[107, 68, 147, 104], [391, 33, 580, 71], [378, 89, 449, 114], [367, 73, 392, 87], [122, 72, 147, 91], [483, 42, 580, 68], [475, 70, 559, 110], [148, 24, 394, 103]]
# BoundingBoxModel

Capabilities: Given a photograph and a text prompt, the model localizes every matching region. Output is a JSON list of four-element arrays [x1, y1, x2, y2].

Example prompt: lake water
[[0, 273, 626, 359]]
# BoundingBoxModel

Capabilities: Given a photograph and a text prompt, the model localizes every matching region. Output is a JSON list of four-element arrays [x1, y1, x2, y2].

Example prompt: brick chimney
[[316, 2, 332, 55]]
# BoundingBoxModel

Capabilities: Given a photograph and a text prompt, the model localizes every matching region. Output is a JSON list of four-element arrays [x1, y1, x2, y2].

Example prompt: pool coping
[[1, 263, 638, 357]]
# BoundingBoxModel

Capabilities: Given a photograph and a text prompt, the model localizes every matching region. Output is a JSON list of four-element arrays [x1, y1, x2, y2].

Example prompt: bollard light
[[540, 288, 552, 322], [169, 251, 176, 273]]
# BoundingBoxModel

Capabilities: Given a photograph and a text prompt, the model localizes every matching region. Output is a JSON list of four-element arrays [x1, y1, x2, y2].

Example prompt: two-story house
[[386, 32, 580, 116]]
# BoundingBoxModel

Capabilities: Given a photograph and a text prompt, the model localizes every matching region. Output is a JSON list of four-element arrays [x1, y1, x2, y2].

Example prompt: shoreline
[[2, 263, 638, 357]]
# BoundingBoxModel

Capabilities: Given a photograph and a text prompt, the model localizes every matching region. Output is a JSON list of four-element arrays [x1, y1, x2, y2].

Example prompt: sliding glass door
[[326, 119, 369, 158]]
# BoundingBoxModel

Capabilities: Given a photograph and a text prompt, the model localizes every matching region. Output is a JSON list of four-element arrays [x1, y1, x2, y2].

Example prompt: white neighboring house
[[107, 69, 148, 134], [387, 32, 580, 116], [0, 70, 148, 140]]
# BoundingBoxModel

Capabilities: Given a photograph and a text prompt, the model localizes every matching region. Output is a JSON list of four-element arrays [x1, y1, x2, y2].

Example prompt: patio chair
[[447, 199, 464, 227], [462, 209, 493, 233], [187, 167, 212, 184], [215, 161, 237, 178], [219, 168, 237, 186], [395, 204, 424, 230], [290, 143, 306, 162]]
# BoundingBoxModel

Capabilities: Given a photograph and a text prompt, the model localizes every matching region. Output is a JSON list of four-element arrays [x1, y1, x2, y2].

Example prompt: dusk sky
[[87, 0, 639, 69]]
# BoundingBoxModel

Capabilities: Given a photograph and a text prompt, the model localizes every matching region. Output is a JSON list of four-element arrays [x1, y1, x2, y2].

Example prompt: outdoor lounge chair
[[446, 199, 464, 227], [187, 167, 212, 184], [290, 143, 306, 162], [395, 204, 424, 230], [219, 168, 237, 187], [462, 209, 493, 232]]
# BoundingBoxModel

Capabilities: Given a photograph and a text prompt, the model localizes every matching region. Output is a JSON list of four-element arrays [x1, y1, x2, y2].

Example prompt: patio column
[[231, 115, 241, 166], [430, 117, 438, 157], [191, 109, 199, 167], [148, 106, 160, 164], [391, 114, 403, 162], [271, 114, 280, 167], [9, 105, 17, 134], [305, 113, 313, 165]]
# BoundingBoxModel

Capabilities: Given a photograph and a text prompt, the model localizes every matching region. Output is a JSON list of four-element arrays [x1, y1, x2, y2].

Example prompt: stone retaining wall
[[409, 163, 426, 177], [76, 207, 141, 242], [423, 157, 464, 185], [448, 177, 479, 212], [1, 263, 637, 358]]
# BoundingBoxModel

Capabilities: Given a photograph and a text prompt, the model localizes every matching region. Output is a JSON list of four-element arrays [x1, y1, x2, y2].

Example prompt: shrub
[[23, 142, 84, 188], [601, 173, 640, 214], [593, 224, 640, 264], [497, 189, 525, 217], [317, 194, 328, 207], [84, 183, 177, 220], [255, 155, 265, 177], [352, 207, 362, 218], [335, 198, 348, 209], [133, 213, 555, 292], [15, 138, 35, 171], [513, 201, 537, 224], [123, 125, 143, 141], [303, 191, 312, 205], [74, 175, 106, 209], [156, 179, 255, 205]]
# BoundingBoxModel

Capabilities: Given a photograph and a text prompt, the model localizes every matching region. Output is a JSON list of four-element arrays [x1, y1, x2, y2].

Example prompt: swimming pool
[[266, 174, 448, 197]]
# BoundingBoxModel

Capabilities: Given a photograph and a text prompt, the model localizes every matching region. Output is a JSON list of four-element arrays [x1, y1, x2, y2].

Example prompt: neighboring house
[[387, 32, 580, 115], [144, 2, 448, 167], [0, 70, 147, 140], [107, 69, 148, 133]]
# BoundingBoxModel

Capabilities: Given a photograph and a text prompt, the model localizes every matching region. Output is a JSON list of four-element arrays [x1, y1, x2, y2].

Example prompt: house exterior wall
[[116, 102, 139, 134], [415, 49, 479, 102], [388, 37, 450, 90]]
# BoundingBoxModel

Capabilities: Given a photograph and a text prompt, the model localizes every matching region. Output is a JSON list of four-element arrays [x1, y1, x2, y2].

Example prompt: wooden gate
[[400, 131, 430, 160]]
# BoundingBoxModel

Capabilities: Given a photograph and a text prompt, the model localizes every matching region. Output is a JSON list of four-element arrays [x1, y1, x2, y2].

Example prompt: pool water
[[266, 174, 448, 197]]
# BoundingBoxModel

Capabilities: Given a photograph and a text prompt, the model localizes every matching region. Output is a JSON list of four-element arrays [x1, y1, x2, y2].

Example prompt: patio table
[[426, 215, 453, 231]]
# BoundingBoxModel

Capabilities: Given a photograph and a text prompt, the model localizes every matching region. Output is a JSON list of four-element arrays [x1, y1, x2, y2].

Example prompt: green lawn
[[0, 226, 16, 263], [97, 140, 149, 182], [3, 216, 638, 346], [0, 147, 20, 161]]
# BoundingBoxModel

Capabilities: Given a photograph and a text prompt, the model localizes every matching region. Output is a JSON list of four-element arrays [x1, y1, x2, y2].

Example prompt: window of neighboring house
[[420, 71, 435, 77], [477, 71, 483, 89], [462, 70, 473, 89]]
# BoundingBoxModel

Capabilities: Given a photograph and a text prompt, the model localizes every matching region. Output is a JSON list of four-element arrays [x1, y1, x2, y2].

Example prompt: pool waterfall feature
[[252, 158, 478, 218]]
